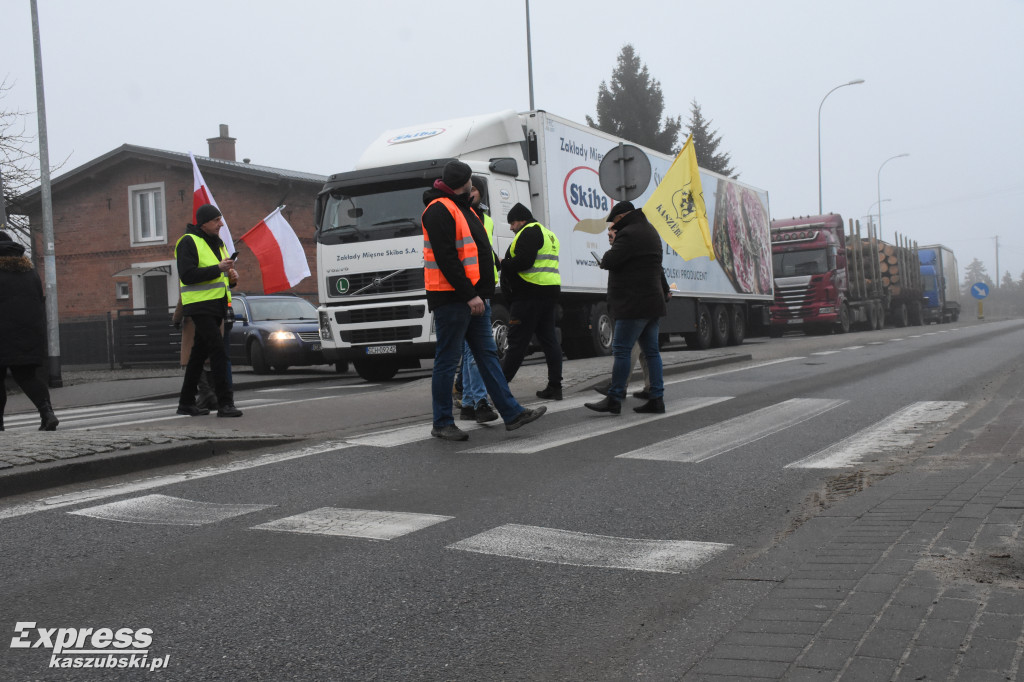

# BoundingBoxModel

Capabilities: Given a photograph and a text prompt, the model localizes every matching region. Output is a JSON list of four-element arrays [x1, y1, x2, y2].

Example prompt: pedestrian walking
[[175, 204, 242, 418], [0, 230, 58, 431], [585, 202, 670, 415], [499, 203, 563, 400], [458, 177, 499, 424], [422, 160, 546, 441]]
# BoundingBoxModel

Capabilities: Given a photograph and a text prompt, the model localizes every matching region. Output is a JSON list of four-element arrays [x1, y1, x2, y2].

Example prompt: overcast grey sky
[[3, 0, 1023, 283]]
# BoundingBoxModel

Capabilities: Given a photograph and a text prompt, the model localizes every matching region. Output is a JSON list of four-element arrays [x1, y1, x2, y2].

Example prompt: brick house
[[16, 126, 327, 321]]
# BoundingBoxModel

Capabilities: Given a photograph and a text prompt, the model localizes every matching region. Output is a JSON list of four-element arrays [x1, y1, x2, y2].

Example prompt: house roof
[[14, 144, 327, 209]]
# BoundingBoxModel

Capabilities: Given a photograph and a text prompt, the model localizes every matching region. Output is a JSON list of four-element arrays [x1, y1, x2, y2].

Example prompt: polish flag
[[239, 206, 311, 294], [189, 152, 235, 255]]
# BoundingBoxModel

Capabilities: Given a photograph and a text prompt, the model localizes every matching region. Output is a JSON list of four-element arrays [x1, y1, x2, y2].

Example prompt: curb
[[0, 436, 300, 499]]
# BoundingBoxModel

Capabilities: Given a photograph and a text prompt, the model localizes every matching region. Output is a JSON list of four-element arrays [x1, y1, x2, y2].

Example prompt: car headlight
[[268, 331, 297, 342]]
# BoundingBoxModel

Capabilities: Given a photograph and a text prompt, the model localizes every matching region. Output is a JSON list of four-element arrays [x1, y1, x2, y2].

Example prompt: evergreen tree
[[685, 100, 736, 177], [586, 44, 681, 155], [962, 258, 992, 295]]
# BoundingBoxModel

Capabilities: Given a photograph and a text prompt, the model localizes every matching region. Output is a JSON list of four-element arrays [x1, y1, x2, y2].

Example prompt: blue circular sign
[[970, 282, 990, 300]]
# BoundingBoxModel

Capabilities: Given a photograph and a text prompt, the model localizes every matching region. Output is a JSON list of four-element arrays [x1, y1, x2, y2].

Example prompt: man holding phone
[[174, 204, 242, 417]]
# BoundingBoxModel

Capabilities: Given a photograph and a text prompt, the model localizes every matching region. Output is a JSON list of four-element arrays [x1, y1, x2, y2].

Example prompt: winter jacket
[[421, 186, 498, 311], [175, 224, 230, 318], [599, 208, 670, 320], [0, 239, 47, 366]]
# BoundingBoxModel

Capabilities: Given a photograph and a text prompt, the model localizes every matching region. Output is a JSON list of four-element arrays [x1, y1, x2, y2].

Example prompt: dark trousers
[[0, 365, 52, 417], [501, 298, 562, 387], [180, 314, 232, 406]]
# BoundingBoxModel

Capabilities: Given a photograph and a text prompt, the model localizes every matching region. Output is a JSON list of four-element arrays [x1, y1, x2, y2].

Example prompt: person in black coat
[[0, 231, 58, 431], [585, 202, 670, 415]]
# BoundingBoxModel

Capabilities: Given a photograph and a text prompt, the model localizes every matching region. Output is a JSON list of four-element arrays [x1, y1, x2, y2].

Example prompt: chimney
[[207, 124, 236, 161]]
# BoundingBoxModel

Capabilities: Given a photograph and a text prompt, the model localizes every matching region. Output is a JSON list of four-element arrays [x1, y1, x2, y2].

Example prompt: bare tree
[[0, 79, 42, 244]]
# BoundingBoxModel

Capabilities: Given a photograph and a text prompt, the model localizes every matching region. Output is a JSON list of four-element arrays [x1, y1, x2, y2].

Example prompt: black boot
[[584, 396, 621, 415], [38, 401, 59, 431], [197, 371, 218, 410], [633, 397, 665, 414]]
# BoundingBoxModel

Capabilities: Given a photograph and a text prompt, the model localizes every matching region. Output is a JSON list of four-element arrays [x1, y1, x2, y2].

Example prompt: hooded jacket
[[0, 236, 47, 366], [175, 224, 230, 317], [421, 185, 498, 311], [600, 208, 670, 320]]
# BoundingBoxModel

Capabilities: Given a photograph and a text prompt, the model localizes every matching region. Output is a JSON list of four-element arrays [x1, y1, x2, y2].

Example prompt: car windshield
[[772, 248, 828, 276], [317, 179, 432, 242], [247, 298, 317, 321]]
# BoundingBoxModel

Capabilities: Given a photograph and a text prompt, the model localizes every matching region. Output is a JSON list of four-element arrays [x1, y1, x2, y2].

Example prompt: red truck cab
[[770, 214, 848, 335]]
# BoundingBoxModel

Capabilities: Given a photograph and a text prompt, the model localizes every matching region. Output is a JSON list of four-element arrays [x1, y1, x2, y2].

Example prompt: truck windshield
[[922, 274, 938, 291], [773, 249, 828, 277], [317, 179, 431, 243]]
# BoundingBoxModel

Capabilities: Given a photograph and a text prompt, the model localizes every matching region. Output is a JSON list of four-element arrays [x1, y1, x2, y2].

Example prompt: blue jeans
[[608, 318, 663, 401], [461, 342, 487, 407], [432, 301, 524, 428]]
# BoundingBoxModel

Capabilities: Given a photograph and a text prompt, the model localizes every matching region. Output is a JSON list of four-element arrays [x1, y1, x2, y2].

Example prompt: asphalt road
[[1, 319, 1021, 680]]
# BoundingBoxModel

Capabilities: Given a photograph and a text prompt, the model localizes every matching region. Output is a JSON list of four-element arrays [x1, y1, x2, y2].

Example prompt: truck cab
[[769, 214, 848, 335]]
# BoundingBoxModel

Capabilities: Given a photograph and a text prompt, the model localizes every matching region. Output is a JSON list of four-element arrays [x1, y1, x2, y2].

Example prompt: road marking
[[252, 507, 452, 540], [868, 342, 885, 345], [617, 398, 847, 463], [891, 338, 905, 342], [785, 401, 967, 469], [464, 397, 732, 454], [841, 346, 864, 351], [811, 350, 842, 356], [666, 357, 804, 384], [0, 440, 353, 521], [69, 494, 272, 526], [448, 523, 731, 574]]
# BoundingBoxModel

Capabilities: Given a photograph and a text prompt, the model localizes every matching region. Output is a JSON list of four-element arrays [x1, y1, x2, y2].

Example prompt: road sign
[[598, 143, 652, 202], [970, 282, 990, 300]]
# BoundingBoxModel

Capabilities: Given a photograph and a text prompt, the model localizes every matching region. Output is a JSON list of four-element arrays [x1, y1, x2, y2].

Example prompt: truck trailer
[[770, 214, 924, 335], [314, 110, 773, 381], [918, 244, 961, 323]]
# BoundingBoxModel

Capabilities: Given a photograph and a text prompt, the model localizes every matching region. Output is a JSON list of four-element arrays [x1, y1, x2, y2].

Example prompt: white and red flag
[[189, 151, 235, 255], [238, 206, 311, 294]]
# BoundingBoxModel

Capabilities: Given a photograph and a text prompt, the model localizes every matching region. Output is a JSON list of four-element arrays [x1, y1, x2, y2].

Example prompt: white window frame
[[128, 182, 167, 246], [129, 260, 177, 313], [115, 281, 130, 300]]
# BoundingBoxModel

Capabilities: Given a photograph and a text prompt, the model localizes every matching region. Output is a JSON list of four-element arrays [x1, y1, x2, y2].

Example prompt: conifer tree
[[686, 100, 736, 177]]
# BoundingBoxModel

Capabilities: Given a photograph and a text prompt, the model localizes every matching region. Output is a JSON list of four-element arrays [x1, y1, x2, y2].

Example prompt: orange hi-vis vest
[[422, 197, 481, 291]]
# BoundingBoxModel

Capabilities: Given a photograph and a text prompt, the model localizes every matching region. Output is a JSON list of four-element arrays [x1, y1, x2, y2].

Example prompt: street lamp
[[864, 198, 890, 235], [877, 154, 909, 241], [818, 79, 865, 214]]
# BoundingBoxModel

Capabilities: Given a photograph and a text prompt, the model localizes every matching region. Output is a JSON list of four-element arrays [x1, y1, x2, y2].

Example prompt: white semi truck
[[315, 110, 773, 381]]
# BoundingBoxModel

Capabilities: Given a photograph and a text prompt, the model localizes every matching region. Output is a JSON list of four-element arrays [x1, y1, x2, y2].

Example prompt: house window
[[116, 282, 130, 299], [129, 182, 167, 245]]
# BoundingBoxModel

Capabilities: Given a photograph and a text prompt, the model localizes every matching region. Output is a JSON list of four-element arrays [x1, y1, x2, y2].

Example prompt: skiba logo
[[562, 166, 610, 222], [10, 621, 169, 671], [386, 128, 445, 145]]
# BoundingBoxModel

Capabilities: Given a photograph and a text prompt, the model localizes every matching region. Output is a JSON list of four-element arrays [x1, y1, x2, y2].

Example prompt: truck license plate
[[366, 345, 397, 355], [787, 319, 803, 325]]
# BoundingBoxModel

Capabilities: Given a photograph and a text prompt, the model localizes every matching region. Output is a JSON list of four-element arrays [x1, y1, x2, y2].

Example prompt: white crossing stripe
[[785, 401, 967, 469], [464, 396, 733, 454], [811, 350, 842, 356], [448, 523, 731, 574], [617, 398, 847, 463], [69, 494, 272, 526], [252, 507, 452, 540]]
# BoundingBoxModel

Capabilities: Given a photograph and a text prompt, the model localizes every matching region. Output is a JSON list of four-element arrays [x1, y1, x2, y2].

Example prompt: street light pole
[[524, 0, 535, 110], [818, 79, 865, 214], [877, 153, 909, 242]]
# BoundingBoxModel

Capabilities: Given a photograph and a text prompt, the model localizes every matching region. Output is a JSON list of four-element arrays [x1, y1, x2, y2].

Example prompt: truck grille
[[335, 305, 425, 325], [327, 270, 425, 297], [774, 282, 814, 319], [340, 326, 422, 344]]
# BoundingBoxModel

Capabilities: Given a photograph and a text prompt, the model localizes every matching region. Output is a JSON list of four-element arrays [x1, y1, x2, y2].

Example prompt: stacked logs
[[845, 220, 921, 300]]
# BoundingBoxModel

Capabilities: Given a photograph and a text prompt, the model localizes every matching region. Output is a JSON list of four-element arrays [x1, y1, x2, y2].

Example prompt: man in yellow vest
[[174, 204, 242, 417], [500, 203, 563, 400], [421, 161, 545, 441]]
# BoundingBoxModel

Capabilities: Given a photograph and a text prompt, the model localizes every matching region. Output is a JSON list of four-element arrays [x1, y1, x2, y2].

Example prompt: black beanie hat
[[606, 201, 634, 222], [506, 203, 534, 224], [441, 160, 473, 189], [471, 176, 486, 194], [195, 204, 222, 226]]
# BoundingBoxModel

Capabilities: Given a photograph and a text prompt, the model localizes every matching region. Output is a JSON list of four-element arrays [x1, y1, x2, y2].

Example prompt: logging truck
[[769, 213, 924, 335]]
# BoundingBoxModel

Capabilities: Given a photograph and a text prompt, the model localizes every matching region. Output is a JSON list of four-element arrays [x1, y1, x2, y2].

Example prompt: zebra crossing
[[14, 392, 969, 577]]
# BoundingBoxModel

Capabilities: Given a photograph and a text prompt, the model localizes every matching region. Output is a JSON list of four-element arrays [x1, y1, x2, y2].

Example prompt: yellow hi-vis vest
[[510, 222, 561, 286], [175, 233, 230, 305], [480, 211, 499, 280]]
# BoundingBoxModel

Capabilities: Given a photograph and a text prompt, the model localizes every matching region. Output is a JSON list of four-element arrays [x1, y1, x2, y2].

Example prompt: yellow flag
[[643, 136, 714, 261]]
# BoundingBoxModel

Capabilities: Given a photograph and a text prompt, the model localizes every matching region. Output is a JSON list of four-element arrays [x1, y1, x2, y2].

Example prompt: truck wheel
[[910, 302, 924, 326], [874, 302, 886, 330], [894, 303, 908, 328], [250, 342, 270, 375], [586, 302, 613, 357], [353, 358, 400, 382], [490, 303, 510, 360], [684, 304, 713, 350], [837, 304, 851, 334], [727, 305, 746, 346], [710, 305, 729, 347]]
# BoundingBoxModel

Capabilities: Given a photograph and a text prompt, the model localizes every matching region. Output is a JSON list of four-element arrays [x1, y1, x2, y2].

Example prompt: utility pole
[[31, 0, 62, 387], [524, 0, 535, 110], [995, 235, 1000, 289]]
